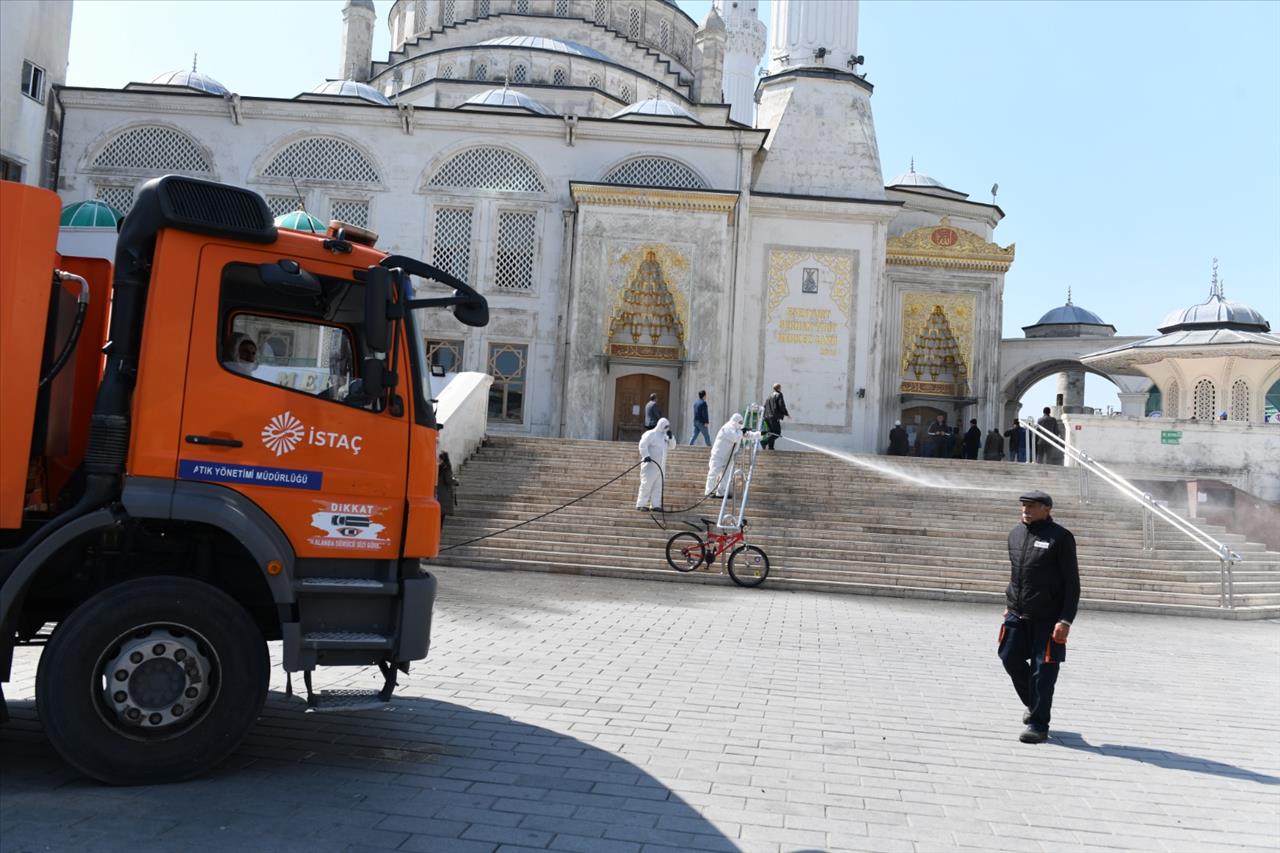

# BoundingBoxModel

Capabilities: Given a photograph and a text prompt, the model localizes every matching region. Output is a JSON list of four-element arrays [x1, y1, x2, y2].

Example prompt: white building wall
[[0, 0, 72, 185]]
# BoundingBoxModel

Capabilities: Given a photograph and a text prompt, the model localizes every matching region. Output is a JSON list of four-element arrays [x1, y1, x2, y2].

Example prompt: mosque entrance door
[[901, 405, 947, 457], [613, 374, 669, 442]]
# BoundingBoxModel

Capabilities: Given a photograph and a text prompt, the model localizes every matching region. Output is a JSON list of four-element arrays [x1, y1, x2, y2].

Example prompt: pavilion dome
[[461, 87, 553, 115], [1159, 291, 1270, 333], [477, 36, 608, 61], [274, 210, 327, 234], [888, 166, 945, 189], [60, 200, 124, 228], [148, 69, 229, 96], [308, 79, 392, 105], [1034, 303, 1107, 326], [610, 98, 698, 121]]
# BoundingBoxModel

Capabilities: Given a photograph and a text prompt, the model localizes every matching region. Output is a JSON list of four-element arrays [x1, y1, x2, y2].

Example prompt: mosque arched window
[[512, 63, 528, 84], [412, 67, 427, 85], [659, 20, 670, 50], [516, 0, 529, 13], [427, 146, 546, 193], [444, 0, 456, 25], [440, 64, 453, 79], [1165, 380, 1180, 419], [619, 84, 633, 102], [594, 0, 608, 25], [262, 137, 381, 184], [603, 156, 709, 190], [1266, 379, 1280, 423], [95, 184, 136, 215], [478, 0, 491, 16], [587, 73, 601, 89], [1144, 385, 1162, 417], [414, 0, 428, 33], [1193, 378, 1216, 421], [555, 0, 569, 16], [629, 7, 641, 40], [475, 62, 488, 81], [92, 125, 212, 173], [1229, 379, 1250, 421], [552, 67, 567, 86]]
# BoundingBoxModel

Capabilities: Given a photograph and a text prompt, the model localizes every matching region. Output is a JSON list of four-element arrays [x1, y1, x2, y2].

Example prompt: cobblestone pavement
[[3, 566, 1279, 853]]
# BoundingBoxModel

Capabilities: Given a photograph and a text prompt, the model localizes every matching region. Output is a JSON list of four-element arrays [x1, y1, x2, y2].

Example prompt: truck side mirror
[[364, 266, 391, 354], [452, 292, 488, 328]]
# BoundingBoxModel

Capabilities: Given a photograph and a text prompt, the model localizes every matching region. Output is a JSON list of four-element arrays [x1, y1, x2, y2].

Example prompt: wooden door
[[613, 374, 669, 442]]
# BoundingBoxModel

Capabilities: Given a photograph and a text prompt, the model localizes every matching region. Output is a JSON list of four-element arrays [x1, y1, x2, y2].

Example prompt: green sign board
[[1161, 430, 1182, 445]]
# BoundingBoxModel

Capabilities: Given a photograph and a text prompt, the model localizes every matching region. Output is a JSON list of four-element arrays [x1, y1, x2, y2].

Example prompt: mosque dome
[[477, 36, 608, 61], [60, 200, 124, 228], [274, 210, 327, 234], [148, 69, 229, 96], [610, 98, 699, 122], [1034, 303, 1107, 326], [308, 79, 392, 105], [1158, 290, 1270, 333], [461, 87, 553, 115], [888, 166, 945, 189]]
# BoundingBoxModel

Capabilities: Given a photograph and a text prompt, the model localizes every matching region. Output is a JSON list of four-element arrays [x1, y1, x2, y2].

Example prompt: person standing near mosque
[[705, 413, 744, 497], [644, 393, 662, 429], [689, 390, 711, 446], [887, 421, 909, 456], [963, 419, 982, 459], [1037, 406, 1062, 464], [983, 427, 1005, 460], [925, 414, 948, 458], [998, 490, 1079, 744], [761, 383, 789, 451], [636, 417, 675, 512], [1005, 421, 1028, 462]]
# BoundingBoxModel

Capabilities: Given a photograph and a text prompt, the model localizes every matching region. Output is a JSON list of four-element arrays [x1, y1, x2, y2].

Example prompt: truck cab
[[0, 176, 488, 784]]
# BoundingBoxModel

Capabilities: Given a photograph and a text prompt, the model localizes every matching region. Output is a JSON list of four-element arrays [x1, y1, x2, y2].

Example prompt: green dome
[[60, 200, 123, 228], [273, 210, 326, 233]]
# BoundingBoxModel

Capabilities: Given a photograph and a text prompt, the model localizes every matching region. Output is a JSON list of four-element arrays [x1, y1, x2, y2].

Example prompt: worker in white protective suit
[[705, 413, 744, 498], [636, 417, 676, 511]]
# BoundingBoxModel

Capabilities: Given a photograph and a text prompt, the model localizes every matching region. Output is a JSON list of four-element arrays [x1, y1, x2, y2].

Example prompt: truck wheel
[[35, 576, 269, 785]]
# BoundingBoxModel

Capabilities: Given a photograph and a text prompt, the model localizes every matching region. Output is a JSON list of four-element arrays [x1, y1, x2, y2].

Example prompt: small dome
[[149, 69, 229, 96], [610, 98, 698, 121], [309, 79, 392, 105], [1159, 293, 1270, 333], [274, 210, 327, 234], [1035, 304, 1108, 326], [477, 36, 608, 61], [461, 87, 553, 114], [60, 200, 124, 228]]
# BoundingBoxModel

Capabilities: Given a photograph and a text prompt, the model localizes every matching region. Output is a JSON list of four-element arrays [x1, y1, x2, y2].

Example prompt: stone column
[[1057, 369, 1085, 414], [768, 0, 860, 74]]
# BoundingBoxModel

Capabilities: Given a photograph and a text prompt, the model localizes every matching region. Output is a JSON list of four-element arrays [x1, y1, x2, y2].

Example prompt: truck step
[[304, 688, 388, 713], [302, 631, 393, 650], [294, 577, 397, 595]]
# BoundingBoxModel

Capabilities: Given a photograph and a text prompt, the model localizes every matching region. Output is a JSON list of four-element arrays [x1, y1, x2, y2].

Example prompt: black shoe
[[1022, 709, 1032, 725], [710, 493, 724, 499], [636, 507, 648, 512], [1018, 726, 1048, 744], [652, 507, 664, 513]]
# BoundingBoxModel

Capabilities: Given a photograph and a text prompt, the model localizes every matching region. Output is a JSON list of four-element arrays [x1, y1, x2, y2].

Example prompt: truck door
[[177, 247, 410, 558]]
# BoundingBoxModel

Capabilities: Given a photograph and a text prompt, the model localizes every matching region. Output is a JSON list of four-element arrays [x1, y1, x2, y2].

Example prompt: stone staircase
[[433, 437, 1280, 618]]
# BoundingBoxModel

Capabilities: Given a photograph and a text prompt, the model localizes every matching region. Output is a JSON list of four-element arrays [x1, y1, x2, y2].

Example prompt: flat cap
[[1019, 490, 1053, 508]]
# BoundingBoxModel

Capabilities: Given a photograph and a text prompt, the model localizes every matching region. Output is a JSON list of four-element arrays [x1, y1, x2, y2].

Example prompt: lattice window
[[413, 67, 427, 85], [1165, 380, 1180, 419], [92, 126, 210, 173], [629, 7, 641, 39], [587, 73, 601, 89], [594, 0, 608, 25], [1193, 378, 1216, 421], [443, 0, 456, 24], [475, 62, 488, 81], [415, 0, 428, 31], [266, 194, 305, 218], [552, 67, 567, 86], [659, 19, 669, 49], [426, 339, 463, 372], [439, 64, 453, 80], [516, 0, 529, 12], [555, 0, 569, 15], [95, 184, 135, 214], [432, 207, 473, 283], [330, 199, 370, 229], [675, 36, 687, 61], [494, 211, 537, 291], [1230, 379, 1250, 421], [488, 342, 527, 422], [428, 147, 545, 192], [478, 0, 491, 15], [604, 156, 708, 189], [512, 63, 528, 84], [619, 84, 633, 102], [263, 137, 380, 184]]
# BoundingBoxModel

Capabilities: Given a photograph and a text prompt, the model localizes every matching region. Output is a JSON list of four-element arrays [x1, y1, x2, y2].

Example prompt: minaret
[[693, 7, 726, 106], [339, 0, 376, 82], [713, 0, 766, 125], [753, 0, 883, 198]]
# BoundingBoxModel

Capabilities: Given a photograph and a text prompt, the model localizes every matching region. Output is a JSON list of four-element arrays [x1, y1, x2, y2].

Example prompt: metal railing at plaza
[[1022, 418, 1242, 609]]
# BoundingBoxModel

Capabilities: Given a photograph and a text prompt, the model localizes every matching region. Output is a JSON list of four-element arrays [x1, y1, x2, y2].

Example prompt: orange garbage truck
[[0, 176, 487, 784]]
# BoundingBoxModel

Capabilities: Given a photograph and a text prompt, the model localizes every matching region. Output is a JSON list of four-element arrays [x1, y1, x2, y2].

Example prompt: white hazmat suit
[[636, 417, 676, 510], [705, 413, 744, 496]]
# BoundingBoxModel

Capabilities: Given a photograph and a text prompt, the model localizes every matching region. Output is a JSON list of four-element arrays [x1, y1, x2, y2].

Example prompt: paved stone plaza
[[3, 566, 1278, 853]]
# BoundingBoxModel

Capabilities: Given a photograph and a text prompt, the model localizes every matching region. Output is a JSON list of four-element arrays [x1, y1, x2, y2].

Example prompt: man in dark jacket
[[689, 390, 711, 446], [761, 383, 789, 450], [999, 490, 1080, 743], [1004, 422, 1028, 463], [963, 419, 982, 459], [1036, 406, 1062, 464], [644, 393, 661, 429], [925, 414, 948, 458], [983, 427, 1005, 460], [887, 421, 909, 456]]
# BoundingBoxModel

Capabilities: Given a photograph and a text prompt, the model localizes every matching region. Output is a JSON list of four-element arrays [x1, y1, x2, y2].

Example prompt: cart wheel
[[665, 532, 706, 572], [727, 545, 770, 587]]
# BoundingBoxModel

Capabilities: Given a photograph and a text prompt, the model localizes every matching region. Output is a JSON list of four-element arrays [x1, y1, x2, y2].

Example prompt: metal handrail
[[1023, 417, 1240, 608]]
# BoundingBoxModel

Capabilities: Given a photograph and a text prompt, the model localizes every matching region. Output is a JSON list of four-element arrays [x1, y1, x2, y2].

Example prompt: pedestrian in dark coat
[[887, 421, 909, 456], [436, 452, 458, 526], [689, 390, 711, 446], [998, 490, 1080, 744], [963, 419, 982, 459], [1004, 422, 1028, 463], [925, 414, 948, 458], [644, 393, 661, 429], [983, 428, 1005, 461], [1036, 406, 1062, 464], [949, 426, 964, 458], [761, 383, 789, 450]]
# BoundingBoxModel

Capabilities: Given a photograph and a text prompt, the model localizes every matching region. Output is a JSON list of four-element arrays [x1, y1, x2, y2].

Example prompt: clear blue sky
[[66, 0, 1279, 412]]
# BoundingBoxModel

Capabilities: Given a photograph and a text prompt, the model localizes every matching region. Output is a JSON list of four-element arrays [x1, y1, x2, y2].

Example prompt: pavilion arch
[[998, 357, 1149, 426], [253, 131, 385, 188], [420, 143, 547, 195], [600, 155, 709, 190]]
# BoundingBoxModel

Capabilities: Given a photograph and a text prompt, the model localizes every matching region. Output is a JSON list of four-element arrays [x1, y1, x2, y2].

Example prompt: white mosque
[[48, 0, 1276, 460]]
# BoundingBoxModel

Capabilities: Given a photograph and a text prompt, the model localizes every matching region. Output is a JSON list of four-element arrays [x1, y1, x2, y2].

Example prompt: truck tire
[[35, 576, 269, 785]]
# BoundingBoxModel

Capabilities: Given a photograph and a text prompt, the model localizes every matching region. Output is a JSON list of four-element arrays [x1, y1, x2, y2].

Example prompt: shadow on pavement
[[1052, 730, 1280, 785], [0, 692, 742, 853]]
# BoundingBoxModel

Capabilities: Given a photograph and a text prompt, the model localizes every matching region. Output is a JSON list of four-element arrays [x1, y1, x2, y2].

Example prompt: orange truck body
[[0, 177, 487, 783]]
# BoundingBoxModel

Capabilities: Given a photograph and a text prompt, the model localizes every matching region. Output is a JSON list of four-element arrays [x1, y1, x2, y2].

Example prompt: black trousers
[[762, 417, 781, 449], [998, 613, 1065, 732]]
